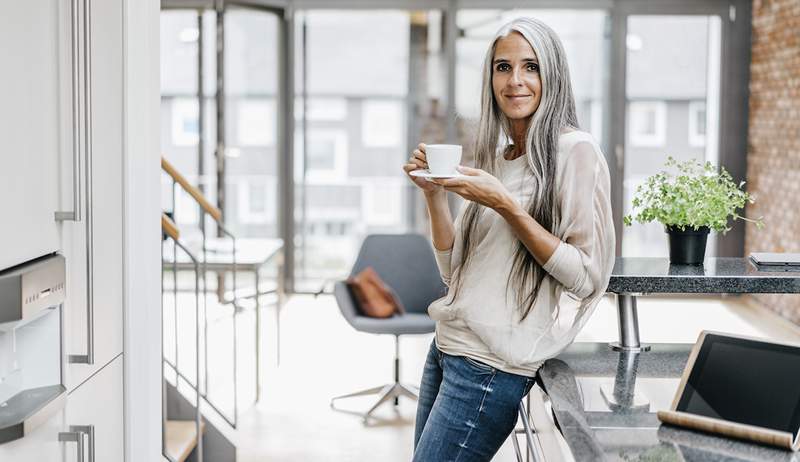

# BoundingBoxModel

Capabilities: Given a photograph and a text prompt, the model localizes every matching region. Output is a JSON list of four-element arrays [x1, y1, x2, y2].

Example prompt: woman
[[402, 17, 615, 461]]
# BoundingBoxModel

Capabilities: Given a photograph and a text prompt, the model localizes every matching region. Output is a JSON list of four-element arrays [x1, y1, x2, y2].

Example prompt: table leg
[[255, 268, 261, 402], [610, 294, 651, 352], [600, 349, 650, 412]]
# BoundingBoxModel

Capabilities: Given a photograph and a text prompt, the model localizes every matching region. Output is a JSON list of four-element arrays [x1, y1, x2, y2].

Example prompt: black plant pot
[[666, 225, 710, 265]]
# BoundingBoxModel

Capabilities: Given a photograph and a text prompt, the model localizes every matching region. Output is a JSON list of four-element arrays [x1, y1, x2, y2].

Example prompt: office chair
[[331, 234, 447, 423]]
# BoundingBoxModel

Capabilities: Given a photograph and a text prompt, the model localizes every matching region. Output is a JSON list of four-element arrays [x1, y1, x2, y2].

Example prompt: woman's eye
[[527, 63, 539, 72], [496, 63, 511, 72]]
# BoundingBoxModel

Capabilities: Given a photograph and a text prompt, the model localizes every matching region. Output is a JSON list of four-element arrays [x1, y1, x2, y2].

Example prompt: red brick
[[746, 0, 800, 325]]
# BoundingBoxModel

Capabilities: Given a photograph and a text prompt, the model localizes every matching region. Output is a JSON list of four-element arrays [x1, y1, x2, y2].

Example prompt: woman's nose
[[509, 68, 523, 85]]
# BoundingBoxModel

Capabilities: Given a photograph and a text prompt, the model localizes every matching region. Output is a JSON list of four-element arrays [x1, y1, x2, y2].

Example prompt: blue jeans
[[413, 340, 535, 462]]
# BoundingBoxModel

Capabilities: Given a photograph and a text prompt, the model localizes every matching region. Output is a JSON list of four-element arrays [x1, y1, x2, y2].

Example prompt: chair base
[[331, 382, 419, 424]]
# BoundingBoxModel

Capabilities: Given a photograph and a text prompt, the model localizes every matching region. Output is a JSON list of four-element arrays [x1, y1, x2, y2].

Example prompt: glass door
[[617, 13, 723, 257]]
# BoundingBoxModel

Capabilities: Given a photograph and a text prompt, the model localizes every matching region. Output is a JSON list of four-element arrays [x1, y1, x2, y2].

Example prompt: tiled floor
[[193, 293, 800, 461]]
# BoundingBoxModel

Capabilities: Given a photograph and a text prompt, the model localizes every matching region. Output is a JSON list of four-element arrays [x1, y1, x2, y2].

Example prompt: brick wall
[[745, 0, 800, 324]]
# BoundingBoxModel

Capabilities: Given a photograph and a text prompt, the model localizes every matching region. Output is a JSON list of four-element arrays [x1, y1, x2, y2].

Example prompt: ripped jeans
[[413, 340, 535, 462]]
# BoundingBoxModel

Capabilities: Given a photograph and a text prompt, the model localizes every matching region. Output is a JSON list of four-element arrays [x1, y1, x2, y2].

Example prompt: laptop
[[657, 331, 800, 451], [750, 252, 800, 266]]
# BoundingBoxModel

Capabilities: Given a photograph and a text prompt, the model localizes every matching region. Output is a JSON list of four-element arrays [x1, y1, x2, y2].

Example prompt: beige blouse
[[429, 130, 616, 377]]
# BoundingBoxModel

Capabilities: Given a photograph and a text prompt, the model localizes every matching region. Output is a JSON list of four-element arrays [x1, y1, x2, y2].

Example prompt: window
[[237, 179, 274, 224], [306, 129, 348, 181], [174, 187, 199, 226], [362, 181, 403, 226], [294, 10, 414, 289], [308, 98, 347, 121], [688, 101, 706, 147], [361, 99, 404, 148], [628, 101, 666, 147], [171, 98, 199, 146], [236, 99, 276, 146]]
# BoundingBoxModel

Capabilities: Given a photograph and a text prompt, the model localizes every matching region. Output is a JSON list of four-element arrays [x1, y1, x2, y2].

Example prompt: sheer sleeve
[[433, 247, 453, 286], [542, 141, 615, 301], [430, 199, 468, 287]]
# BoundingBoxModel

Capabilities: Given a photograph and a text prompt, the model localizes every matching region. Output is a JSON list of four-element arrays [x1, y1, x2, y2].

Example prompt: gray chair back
[[348, 234, 447, 315]]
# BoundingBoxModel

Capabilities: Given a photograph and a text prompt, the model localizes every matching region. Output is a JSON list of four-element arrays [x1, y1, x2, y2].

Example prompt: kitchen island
[[531, 257, 800, 461]]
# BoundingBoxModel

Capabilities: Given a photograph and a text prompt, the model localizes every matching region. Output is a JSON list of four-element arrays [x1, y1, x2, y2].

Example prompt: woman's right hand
[[403, 143, 443, 195]]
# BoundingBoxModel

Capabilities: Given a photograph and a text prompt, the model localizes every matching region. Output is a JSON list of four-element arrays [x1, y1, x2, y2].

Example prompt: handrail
[[161, 156, 241, 428], [162, 213, 180, 241], [161, 157, 223, 222], [161, 227, 203, 462]]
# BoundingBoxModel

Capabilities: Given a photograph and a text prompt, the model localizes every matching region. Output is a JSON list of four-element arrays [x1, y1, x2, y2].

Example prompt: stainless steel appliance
[[0, 254, 66, 444]]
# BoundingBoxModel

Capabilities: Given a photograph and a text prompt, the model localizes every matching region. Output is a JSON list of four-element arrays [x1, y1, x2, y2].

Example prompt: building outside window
[[361, 99, 404, 148], [688, 100, 707, 147], [171, 98, 200, 146], [304, 128, 349, 182], [237, 179, 276, 225], [236, 99, 276, 147], [293, 10, 414, 289], [628, 101, 667, 147]]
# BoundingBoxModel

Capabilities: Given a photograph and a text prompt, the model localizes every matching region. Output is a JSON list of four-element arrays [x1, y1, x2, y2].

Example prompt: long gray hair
[[446, 17, 579, 321]]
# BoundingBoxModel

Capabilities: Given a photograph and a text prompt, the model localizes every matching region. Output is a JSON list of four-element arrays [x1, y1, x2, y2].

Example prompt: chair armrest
[[333, 281, 360, 323]]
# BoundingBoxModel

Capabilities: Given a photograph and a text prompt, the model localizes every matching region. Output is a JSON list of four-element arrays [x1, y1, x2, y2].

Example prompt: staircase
[[161, 211, 236, 462], [165, 420, 206, 462]]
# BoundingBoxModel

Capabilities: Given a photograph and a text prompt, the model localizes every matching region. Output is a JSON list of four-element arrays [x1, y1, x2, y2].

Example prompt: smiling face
[[491, 31, 542, 126]]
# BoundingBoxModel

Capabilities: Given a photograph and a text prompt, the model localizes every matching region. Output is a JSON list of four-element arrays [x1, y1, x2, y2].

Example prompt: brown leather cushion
[[346, 267, 406, 318]]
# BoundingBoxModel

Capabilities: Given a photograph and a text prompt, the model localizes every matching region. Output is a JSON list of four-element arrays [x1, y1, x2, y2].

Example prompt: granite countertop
[[608, 257, 800, 294], [540, 343, 800, 462]]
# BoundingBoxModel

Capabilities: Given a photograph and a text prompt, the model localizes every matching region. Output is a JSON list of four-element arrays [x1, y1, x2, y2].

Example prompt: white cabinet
[[0, 0, 127, 460], [64, 355, 124, 462], [0, 0, 62, 271], [0, 0, 124, 389], [63, 0, 124, 390], [0, 357, 124, 461]]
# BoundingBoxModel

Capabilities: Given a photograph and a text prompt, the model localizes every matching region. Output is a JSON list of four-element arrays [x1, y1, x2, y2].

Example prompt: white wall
[[122, 0, 162, 460]]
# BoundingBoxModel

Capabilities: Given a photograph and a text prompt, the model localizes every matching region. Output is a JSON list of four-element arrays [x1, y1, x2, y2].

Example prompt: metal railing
[[161, 157, 241, 428], [161, 213, 204, 462]]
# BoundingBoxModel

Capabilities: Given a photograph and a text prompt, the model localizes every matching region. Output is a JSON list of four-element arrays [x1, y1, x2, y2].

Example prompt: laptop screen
[[677, 333, 800, 436]]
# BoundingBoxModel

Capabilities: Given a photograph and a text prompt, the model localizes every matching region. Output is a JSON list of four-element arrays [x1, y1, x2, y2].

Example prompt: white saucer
[[410, 169, 463, 179]]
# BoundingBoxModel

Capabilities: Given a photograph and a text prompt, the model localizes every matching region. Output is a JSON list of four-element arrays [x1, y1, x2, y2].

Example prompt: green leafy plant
[[623, 157, 764, 233]]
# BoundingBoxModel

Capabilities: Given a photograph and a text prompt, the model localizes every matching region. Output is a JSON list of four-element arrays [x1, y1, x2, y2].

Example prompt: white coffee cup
[[425, 144, 462, 175]]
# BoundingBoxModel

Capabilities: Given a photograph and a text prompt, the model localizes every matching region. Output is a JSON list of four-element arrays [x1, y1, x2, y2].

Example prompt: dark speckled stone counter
[[608, 257, 800, 294], [540, 343, 800, 462]]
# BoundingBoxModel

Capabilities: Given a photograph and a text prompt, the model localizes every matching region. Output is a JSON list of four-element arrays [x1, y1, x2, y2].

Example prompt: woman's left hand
[[433, 166, 515, 211]]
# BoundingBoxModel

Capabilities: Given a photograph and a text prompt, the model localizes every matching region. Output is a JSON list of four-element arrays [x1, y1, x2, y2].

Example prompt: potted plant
[[623, 157, 764, 265]]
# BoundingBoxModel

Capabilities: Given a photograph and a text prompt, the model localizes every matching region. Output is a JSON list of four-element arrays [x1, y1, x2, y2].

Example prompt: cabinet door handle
[[70, 425, 95, 462], [56, 0, 83, 223], [68, 0, 94, 366], [59, 430, 86, 461]]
